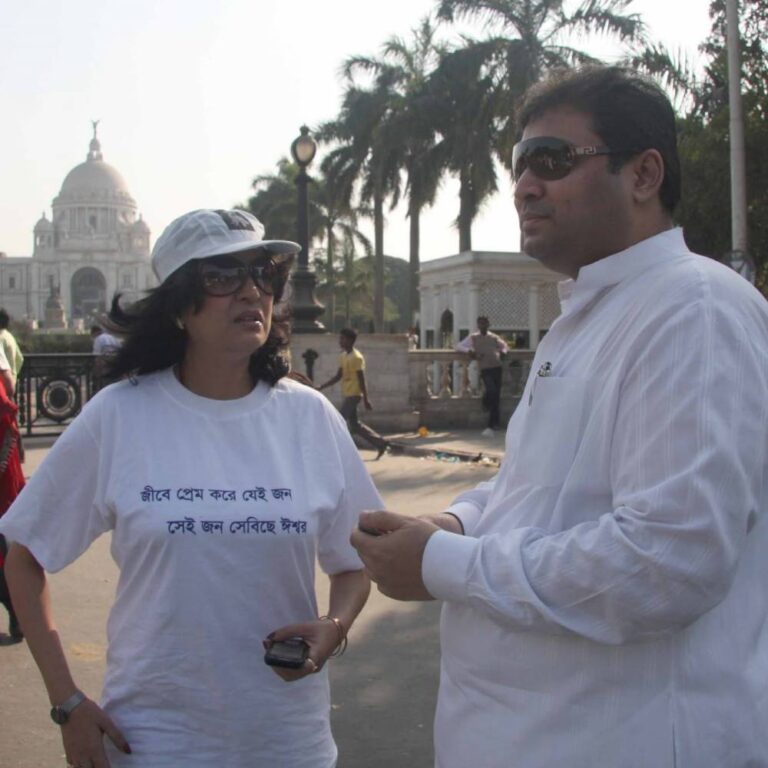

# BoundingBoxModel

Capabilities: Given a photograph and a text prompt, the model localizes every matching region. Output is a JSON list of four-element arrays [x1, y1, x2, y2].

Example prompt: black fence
[[17, 353, 98, 437]]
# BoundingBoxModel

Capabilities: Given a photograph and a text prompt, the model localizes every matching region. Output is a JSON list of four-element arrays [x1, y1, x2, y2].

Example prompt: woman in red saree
[[0, 359, 24, 645]]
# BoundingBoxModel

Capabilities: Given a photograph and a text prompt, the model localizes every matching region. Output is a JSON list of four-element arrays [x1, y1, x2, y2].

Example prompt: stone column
[[467, 282, 480, 391], [528, 283, 541, 350]]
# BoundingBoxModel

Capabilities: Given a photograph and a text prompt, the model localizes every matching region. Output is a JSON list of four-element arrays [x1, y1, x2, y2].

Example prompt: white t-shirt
[[424, 229, 768, 768], [0, 370, 383, 768], [0, 344, 10, 371]]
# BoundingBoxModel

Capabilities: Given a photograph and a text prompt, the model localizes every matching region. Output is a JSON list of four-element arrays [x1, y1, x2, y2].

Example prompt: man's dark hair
[[340, 327, 357, 343], [0, 308, 9, 329], [90, 324, 103, 336], [105, 258, 293, 386], [516, 66, 681, 213]]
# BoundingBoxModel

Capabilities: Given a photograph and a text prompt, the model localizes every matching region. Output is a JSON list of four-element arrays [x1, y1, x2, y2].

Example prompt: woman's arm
[[265, 569, 370, 683], [326, 568, 370, 638], [6, 544, 130, 765]]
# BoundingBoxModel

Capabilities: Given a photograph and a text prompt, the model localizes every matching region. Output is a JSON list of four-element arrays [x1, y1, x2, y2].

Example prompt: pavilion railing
[[408, 349, 535, 429]]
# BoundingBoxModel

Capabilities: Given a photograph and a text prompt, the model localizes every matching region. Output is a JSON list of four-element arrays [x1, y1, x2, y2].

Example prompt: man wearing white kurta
[[352, 66, 768, 768]]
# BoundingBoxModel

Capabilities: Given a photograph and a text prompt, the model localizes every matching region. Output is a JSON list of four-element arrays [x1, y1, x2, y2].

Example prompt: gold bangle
[[319, 615, 348, 657]]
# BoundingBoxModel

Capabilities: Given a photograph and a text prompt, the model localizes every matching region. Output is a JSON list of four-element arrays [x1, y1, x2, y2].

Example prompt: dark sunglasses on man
[[512, 136, 638, 182], [198, 254, 289, 297]]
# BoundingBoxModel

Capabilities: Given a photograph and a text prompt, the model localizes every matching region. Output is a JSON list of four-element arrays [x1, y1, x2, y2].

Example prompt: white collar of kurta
[[557, 227, 687, 316]]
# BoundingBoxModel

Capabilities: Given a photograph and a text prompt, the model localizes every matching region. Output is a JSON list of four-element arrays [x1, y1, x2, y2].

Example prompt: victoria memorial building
[[0, 125, 156, 329]]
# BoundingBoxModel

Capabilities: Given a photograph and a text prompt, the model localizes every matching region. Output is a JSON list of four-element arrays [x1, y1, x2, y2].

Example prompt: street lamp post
[[290, 125, 325, 333]]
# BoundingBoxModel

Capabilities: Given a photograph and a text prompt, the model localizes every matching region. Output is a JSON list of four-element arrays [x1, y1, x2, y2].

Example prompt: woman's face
[[180, 252, 279, 362]]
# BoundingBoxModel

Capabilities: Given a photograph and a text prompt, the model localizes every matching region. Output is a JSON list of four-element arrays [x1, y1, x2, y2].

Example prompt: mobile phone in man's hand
[[358, 522, 383, 536]]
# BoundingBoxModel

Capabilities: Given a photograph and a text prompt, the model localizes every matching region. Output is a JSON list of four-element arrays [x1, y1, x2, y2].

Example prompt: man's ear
[[630, 149, 665, 204]]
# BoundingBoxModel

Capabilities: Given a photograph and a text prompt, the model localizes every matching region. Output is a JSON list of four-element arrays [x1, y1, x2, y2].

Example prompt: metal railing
[[14, 349, 536, 437], [17, 353, 98, 437]]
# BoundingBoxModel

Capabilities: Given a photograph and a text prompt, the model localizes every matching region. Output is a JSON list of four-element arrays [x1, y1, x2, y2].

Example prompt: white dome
[[54, 128, 136, 207], [60, 160, 131, 198], [34, 214, 54, 231]]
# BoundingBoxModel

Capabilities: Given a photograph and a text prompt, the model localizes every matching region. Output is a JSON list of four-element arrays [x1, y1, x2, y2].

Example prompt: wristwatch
[[50, 690, 86, 725]]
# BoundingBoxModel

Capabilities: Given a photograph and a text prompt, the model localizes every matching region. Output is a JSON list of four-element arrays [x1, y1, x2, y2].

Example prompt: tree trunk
[[374, 189, 385, 331], [326, 225, 336, 331], [458, 171, 473, 253], [408, 206, 420, 326]]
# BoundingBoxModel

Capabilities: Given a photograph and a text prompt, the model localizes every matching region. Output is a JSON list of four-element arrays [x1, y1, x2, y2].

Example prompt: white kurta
[[1, 372, 383, 768], [423, 229, 768, 768]]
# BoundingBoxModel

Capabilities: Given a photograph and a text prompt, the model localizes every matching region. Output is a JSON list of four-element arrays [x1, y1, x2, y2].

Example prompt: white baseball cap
[[151, 208, 301, 283]]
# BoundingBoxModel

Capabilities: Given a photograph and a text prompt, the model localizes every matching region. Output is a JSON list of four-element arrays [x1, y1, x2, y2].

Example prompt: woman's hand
[[263, 619, 342, 683], [61, 698, 131, 768]]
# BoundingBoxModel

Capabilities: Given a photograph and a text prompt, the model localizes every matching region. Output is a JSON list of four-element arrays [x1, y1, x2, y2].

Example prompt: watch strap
[[50, 690, 86, 724]]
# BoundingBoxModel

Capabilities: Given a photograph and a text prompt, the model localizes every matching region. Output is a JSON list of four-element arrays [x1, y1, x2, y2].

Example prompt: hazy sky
[[0, 0, 712, 261]]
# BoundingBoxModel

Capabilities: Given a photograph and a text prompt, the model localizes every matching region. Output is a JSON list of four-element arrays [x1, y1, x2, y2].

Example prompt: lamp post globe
[[289, 125, 325, 333]]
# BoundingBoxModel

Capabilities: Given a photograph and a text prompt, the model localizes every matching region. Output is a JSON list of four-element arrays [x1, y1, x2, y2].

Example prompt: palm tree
[[435, 0, 646, 167], [344, 17, 446, 325], [243, 159, 369, 329], [319, 63, 404, 331], [312, 188, 372, 332], [244, 157, 324, 242], [423, 41, 502, 251], [314, 226, 374, 329]]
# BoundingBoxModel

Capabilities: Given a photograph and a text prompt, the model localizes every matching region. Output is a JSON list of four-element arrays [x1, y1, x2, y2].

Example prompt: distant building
[[418, 251, 562, 350], [0, 123, 155, 328]]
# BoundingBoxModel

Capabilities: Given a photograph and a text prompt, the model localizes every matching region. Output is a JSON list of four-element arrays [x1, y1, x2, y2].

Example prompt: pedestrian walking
[[318, 328, 390, 460]]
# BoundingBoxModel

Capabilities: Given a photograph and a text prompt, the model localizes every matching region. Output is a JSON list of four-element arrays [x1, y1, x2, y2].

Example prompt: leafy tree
[[676, 0, 768, 294]]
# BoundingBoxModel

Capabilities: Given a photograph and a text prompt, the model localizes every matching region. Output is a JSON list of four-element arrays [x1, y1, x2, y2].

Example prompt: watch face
[[50, 706, 68, 725]]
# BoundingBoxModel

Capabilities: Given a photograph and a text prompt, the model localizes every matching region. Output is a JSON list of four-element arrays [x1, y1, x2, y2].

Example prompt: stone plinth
[[290, 333, 419, 434]]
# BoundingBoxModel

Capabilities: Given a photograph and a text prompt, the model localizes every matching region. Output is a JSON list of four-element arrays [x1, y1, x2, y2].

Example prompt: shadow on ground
[[331, 601, 442, 768]]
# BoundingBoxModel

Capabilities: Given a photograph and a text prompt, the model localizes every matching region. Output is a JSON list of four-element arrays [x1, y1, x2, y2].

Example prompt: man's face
[[514, 107, 635, 278], [477, 318, 490, 333], [339, 334, 354, 352]]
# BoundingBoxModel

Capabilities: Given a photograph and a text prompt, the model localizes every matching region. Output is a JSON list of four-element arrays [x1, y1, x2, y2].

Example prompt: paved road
[[0, 446, 496, 768]]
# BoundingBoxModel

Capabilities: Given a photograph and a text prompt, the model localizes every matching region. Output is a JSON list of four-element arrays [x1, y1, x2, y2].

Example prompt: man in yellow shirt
[[318, 328, 389, 460]]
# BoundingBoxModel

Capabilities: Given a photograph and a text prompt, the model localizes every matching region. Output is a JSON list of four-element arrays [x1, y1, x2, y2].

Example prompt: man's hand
[[350, 511, 439, 601], [363, 395, 373, 410]]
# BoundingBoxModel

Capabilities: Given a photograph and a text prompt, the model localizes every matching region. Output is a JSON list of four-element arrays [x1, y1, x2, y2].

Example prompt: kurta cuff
[[423, 529, 479, 602], [444, 501, 483, 536]]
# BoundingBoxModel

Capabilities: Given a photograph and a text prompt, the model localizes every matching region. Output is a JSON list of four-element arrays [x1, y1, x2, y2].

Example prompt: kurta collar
[[557, 228, 687, 316]]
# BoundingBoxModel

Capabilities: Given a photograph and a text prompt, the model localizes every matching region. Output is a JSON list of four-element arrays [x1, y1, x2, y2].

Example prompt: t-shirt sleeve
[[0, 403, 113, 573], [0, 345, 10, 372], [310, 401, 383, 575]]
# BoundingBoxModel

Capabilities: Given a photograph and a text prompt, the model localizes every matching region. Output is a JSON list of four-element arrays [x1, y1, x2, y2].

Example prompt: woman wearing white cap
[[0, 209, 382, 768]]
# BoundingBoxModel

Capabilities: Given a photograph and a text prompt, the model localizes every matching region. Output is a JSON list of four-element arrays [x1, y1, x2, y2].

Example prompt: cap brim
[[205, 239, 301, 260]]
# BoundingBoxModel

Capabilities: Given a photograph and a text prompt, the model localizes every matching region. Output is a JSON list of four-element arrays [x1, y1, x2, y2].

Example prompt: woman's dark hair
[[516, 66, 681, 214], [105, 256, 293, 386]]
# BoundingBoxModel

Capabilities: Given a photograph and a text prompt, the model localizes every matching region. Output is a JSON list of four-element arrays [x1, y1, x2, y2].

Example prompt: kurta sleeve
[[0, 400, 113, 573], [444, 477, 498, 535], [423, 296, 768, 644]]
